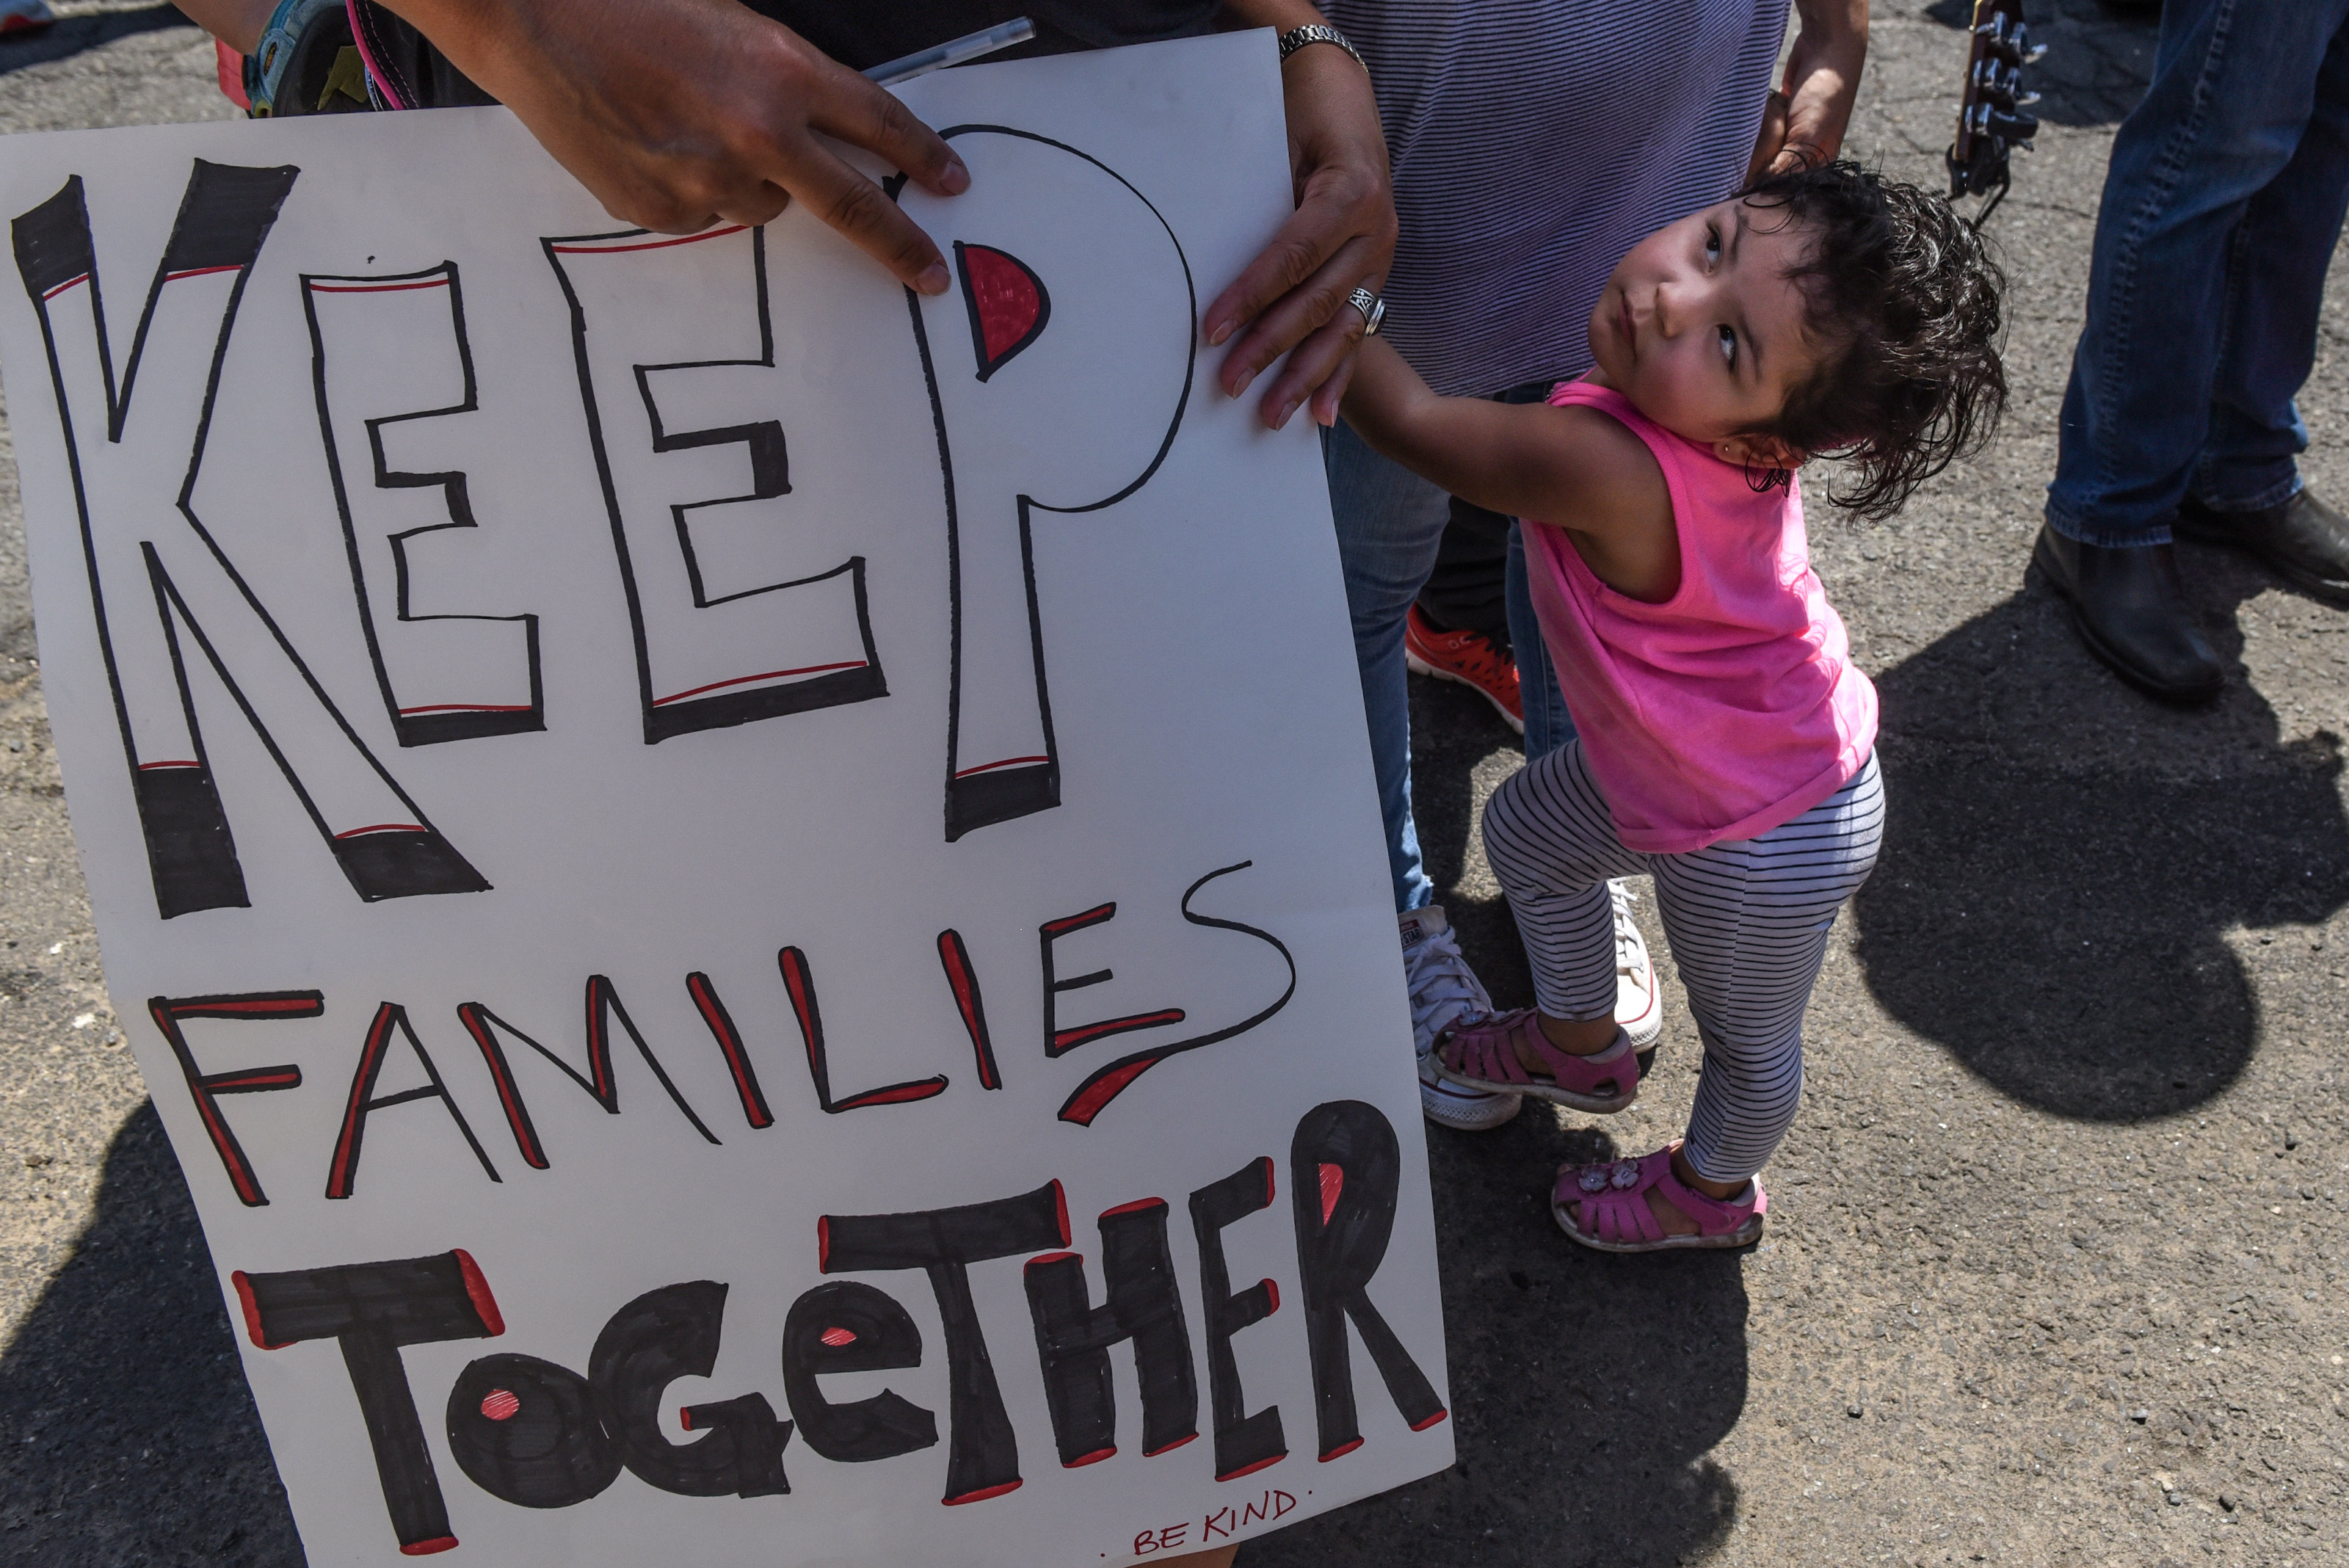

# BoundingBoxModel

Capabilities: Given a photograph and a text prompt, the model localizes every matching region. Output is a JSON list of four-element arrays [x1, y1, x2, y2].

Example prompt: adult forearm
[[349, 0, 968, 288], [368, 0, 523, 76], [1783, 0, 1868, 164], [1202, 0, 1397, 429], [1221, 0, 1328, 29], [1749, 0, 1867, 178]]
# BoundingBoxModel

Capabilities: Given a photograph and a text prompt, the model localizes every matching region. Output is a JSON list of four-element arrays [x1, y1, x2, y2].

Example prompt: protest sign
[[0, 30, 1453, 1568]]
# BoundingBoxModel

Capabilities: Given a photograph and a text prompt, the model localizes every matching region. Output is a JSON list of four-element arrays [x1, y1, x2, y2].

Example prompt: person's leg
[[2049, 0, 2349, 543], [1655, 757, 1884, 1191], [2179, 11, 2349, 603], [1505, 521, 1664, 1051], [2040, 0, 2349, 694], [1324, 418, 1451, 915], [2195, 15, 2349, 507], [1552, 757, 1884, 1246], [1476, 740, 1647, 1033], [1415, 499, 1513, 645], [1491, 379, 1576, 762], [1403, 498, 1523, 731], [1326, 421, 1524, 1128], [1504, 520, 1573, 761]]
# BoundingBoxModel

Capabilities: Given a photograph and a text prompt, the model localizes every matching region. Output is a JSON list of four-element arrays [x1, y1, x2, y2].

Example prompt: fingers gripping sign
[[896, 129, 1194, 842], [1198, 36, 1395, 430], [385, 0, 971, 286]]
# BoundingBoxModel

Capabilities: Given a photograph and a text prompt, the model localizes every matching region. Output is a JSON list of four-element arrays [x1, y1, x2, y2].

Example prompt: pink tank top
[[1524, 382, 1878, 854]]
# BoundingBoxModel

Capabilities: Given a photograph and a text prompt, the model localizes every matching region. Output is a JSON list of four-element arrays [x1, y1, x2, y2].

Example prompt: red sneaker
[[1404, 604, 1522, 732]]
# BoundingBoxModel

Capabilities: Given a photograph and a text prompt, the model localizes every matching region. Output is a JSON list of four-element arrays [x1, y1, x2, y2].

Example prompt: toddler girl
[[1340, 161, 2005, 1252]]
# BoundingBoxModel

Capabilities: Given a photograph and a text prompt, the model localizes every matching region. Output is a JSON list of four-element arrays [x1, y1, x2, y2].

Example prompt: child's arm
[[1339, 338, 1669, 549]]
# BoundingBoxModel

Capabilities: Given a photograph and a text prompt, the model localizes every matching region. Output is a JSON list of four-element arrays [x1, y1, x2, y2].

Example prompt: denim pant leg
[[2196, 17, 2349, 511], [1491, 380, 1577, 762], [1324, 419, 1450, 913], [2046, 0, 2349, 548], [1506, 520, 1575, 761]]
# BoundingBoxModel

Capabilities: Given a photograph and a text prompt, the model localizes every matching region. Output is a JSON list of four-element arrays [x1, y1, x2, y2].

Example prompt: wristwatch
[[1277, 23, 1368, 76]]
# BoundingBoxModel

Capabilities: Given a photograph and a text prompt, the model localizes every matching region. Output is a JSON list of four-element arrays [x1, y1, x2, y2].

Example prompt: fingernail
[[1205, 319, 1233, 348], [940, 156, 970, 195], [1230, 367, 1257, 399], [917, 262, 951, 296], [1273, 399, 1299, 429]]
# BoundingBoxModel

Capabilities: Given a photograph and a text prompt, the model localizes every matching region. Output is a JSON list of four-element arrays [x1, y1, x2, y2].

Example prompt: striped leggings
[[1481, 741, 1885, 1183]]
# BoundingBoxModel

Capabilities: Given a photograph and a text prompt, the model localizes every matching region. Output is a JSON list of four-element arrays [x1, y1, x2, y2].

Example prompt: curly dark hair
[[1737, 159, 2007, 523]]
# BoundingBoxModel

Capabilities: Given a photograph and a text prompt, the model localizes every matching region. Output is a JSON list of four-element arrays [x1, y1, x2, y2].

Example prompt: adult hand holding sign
[[354, 0, 976, 279], [1194, 12, 1395, 432], [234, 0, 1398, 430]]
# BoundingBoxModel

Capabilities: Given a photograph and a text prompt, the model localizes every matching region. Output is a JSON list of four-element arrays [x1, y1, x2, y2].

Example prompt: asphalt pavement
[[1, 4, 2345, 1567]]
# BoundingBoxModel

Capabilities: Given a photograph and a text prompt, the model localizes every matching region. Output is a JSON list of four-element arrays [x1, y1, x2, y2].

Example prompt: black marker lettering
[[1023, 1195, 1197, 1467], [1290, 1100, 1446, 1458], [781, 1279, 938, 1462], [776, 945, 948, 1112], [147, 989, 321, 1207], [10, 164, 488, 915], [452, 974, 720, 1168], [589, 1280, 792, 1498], [1058, 863, 1296, 1125], [305, 261, 543, 747], [818, 1179, 1068, 1504], [542, 222, 884, 744], [1188, 1157, 1286, 1481], [444, 1351, 620, 1509], [232, 1249, 504, 1554], [1037, 900, 1183, 1060], [896, 128, 1194, 841], [326, 1002, 500, 1199]]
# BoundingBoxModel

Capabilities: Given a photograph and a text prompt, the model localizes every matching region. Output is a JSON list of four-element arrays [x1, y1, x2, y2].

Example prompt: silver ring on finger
[[1346, 286, 1387, 337]]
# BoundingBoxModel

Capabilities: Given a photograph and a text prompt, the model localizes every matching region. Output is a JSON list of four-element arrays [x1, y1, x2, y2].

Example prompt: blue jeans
[[2046, 0, 2349, 547], [1324, 420, 1573, 912]]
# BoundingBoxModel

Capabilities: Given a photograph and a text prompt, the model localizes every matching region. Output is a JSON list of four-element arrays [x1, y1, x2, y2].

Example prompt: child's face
[[1587, 198, 1823, 461]]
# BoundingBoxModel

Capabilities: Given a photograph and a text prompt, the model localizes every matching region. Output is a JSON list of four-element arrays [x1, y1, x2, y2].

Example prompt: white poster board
[[0, 31, 1453, 1568]]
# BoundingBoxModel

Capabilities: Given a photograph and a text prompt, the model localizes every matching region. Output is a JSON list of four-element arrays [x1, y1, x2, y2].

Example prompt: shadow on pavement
[[0, 4, 198, 80], [1246, 1112, 1746, 1568], [1851, 550, 2349, 1122], [0, 1101, 302, 1568]]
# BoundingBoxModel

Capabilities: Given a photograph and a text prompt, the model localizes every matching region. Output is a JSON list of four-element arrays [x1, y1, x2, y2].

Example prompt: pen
[[866, 18, 1038, 88]]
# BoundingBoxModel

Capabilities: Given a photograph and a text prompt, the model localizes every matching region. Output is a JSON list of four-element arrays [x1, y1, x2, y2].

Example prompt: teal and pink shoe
[[1432, 1008, 1641, 1113], [1553, 1144, 1766, 1253]]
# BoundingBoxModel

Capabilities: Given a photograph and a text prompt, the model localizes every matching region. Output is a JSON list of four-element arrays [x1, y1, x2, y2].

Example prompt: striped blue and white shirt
[[1324, 0, 1792, 396]]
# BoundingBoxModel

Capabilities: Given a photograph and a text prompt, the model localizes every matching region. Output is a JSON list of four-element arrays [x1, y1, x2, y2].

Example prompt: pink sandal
[[1433, 1009, 1641, 1112], [1552, 1144, 1766, 1252]]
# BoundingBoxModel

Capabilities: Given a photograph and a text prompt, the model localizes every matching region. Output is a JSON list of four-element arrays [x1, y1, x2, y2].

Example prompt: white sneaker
[[1611, 879, 1662, 1052], [1400, 906, 1521, 1131]]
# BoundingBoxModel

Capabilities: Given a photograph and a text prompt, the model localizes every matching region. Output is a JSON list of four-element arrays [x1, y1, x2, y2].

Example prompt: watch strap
[[1276, 23, 1368, 76]]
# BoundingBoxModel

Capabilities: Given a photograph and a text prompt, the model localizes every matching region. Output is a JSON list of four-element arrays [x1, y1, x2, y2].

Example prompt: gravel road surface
[[0, 5, 2344, 1567]]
